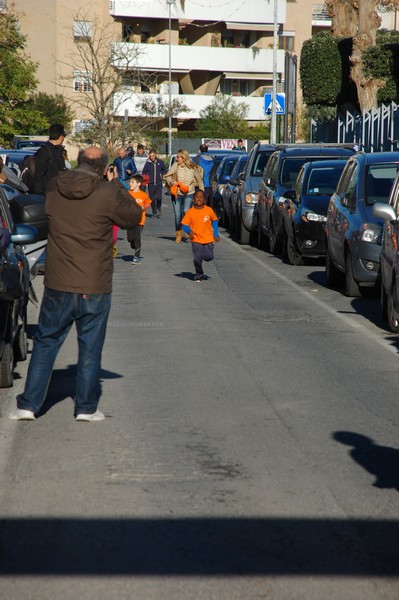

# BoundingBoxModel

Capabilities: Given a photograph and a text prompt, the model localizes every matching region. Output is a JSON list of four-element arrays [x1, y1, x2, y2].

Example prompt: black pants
[[148, 183, 163, 215], [127, 225, 143, 257], [192, 242, 214, 275]]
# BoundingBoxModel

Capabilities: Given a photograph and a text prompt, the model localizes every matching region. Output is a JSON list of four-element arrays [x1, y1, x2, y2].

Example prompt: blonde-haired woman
[[165, 149, 204, 243]]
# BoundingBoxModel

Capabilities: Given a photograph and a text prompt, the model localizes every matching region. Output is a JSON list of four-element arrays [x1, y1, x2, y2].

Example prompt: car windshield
[[366, 164, 399, 205], [306, 166, 345, 196], [250, 151, 272, 177], [280, 158, 313, 187]]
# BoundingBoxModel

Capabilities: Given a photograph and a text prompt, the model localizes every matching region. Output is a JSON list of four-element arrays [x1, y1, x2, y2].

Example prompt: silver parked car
[[373, 173, 399, 332]]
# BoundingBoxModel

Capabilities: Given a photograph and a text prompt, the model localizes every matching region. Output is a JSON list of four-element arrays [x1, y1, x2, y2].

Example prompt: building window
[[73, 20, 92, 41], [73, 71, 93, 93], [279, 31, 294, 51], [220, 79, 248, 96]]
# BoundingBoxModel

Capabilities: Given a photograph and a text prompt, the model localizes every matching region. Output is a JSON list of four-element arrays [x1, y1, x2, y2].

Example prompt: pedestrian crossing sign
[[264, 93, 285, 115]]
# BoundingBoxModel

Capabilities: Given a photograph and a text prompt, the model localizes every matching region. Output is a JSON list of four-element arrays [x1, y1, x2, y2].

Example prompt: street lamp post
[[167, 0, 174, 156]]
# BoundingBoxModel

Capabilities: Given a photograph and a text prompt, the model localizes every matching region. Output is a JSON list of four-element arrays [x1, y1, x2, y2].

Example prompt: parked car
[[220, 153, 249, 227], [372, 174, 399, 332], [0, 186, 38, 387], [281, 160, 348, 265], [325, 151, 399, 297], [229, 143, 275, 245], [257, 144, 356, 255], [211, 154, 242, 218], [0, 148, 36, 177]]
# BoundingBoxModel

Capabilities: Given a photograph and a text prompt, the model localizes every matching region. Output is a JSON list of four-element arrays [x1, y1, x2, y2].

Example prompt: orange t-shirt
[[181, 205, 217, 244], [129, 189, 150, 226]]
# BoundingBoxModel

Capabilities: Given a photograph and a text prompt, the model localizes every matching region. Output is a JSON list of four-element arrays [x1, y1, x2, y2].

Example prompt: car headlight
[[302, 211, 327, 223], [245, 193, 258, 205], [361, 223, 382, 243]]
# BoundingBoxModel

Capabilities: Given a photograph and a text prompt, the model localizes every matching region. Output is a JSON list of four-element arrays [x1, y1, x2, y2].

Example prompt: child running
[[128, 174, 151, 264], [181, 189, 220, 282]]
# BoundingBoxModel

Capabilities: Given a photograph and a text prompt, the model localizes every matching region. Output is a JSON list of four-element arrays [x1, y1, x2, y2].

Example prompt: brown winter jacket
[[44, 163, 142, 294]]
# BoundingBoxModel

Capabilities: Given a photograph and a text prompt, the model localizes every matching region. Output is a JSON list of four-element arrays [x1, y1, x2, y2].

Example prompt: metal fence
[[311, 102, 399, 152]]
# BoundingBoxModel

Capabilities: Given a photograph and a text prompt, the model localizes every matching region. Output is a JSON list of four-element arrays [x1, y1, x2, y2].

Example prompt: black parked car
[[282, 160, 348, 265], [0, 185, 38, 387], [257, 144, 356, 255], [325, 151, 399, 297]]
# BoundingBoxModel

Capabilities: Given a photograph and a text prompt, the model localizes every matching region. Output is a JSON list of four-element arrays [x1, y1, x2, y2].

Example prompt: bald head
[[78, 146, 109, 175]]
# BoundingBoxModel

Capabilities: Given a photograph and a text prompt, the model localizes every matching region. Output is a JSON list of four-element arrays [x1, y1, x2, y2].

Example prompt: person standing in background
[[113, 147, 136, 185], [134, 144, 149, 175], [33, 123, 66, 195], [142, 150, 166, 218]]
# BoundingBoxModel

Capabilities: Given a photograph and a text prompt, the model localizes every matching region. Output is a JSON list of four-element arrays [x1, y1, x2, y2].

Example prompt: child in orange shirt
[[181, 189, 220, 282], [128, 174, 151, 264]]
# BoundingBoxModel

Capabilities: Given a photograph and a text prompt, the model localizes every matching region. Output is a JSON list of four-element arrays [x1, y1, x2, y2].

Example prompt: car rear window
[[250, 150, 272, 177], [366, 164, 399, 205]]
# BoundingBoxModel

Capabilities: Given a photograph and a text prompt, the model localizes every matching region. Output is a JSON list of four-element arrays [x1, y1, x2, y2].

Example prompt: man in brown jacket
[[10, 146, 142, 422]]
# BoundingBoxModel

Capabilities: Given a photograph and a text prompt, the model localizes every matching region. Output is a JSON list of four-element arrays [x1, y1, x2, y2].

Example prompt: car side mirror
[[11, 223, 38, 245], [238, 172, 245, 181], [372, 202, 397, 222]]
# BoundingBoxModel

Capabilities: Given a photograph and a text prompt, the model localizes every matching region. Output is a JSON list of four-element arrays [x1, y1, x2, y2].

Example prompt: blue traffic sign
[[264, 93, 285, 115]]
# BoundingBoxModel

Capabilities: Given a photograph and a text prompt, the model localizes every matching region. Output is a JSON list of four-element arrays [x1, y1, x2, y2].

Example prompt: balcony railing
[[312, 3, 330, 21]]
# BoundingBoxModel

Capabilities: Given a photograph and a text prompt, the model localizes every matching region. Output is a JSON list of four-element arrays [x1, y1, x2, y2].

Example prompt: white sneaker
[[75, 410, 105, 422], [9, 408, 36, 421]]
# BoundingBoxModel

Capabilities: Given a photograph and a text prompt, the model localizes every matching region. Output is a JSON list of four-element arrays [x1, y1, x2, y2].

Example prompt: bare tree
[[326, 0, 399, 112], [57, 9, 163, 152]]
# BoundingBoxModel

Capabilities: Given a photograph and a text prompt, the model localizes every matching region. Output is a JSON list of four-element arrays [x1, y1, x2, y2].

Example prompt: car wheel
[[325, 243, 343, 287], [0, 342, 14, 388], [345, 250, 361, 297], [269, 223, 281, 255], [380, 282, 388, 321], [286, 231, 303, 265], [387, 282, 399, 333]]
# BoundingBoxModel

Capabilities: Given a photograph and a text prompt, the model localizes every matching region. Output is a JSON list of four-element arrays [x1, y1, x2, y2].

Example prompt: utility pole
[[167, 0, 174, 156]]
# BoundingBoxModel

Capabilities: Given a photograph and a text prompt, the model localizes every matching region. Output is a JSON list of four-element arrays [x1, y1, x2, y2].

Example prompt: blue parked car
[[282, 160, 348, 265], [258, 144, 356, 255], [220, 153, 248, 228], [211, 154, 243, 219], [325, 151, 399, 297]]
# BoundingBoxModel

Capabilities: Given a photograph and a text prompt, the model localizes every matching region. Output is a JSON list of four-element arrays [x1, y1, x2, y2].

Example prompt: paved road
[[0, 198, 398, 600]]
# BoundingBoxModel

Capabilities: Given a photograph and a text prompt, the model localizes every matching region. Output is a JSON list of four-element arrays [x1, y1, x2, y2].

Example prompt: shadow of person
[[333, 431, 399, 491], [37, 365, 122, 417]]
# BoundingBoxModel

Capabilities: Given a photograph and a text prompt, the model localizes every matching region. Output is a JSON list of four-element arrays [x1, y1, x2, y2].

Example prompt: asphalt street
[[0, 196, 398, 600]]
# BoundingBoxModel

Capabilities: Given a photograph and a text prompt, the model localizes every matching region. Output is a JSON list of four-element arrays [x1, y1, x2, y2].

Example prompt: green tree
[[195, 96, 249, 138], [326, 0, 399, 111], [26, 92, 74, 134], [0, 9, 47, 145]]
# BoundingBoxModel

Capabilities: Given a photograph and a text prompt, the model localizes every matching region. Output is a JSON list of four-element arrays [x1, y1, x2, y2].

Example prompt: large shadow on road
[[0, 516, 398, 576]]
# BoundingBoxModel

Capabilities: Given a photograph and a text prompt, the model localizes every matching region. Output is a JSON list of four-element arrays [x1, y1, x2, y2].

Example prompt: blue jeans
[[17, 288, 111, 416], [172, 194, 193, 230]]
